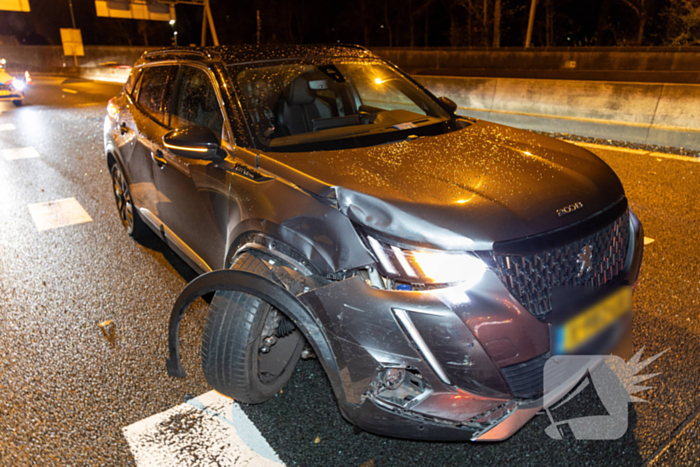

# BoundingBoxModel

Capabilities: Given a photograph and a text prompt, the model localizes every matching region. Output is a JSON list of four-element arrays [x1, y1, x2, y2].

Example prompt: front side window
[[170, 66, 224, 138], [136, 65, 175, 124], [229, 60, 452, 151], [123, 66, 143, 96]]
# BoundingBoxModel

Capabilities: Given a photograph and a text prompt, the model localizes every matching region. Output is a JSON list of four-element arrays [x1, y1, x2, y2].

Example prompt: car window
[[170, 66, 224, 138], [137, 65, 175, 124], [123, 67, 142, 96], [229, 60, 450, 151]]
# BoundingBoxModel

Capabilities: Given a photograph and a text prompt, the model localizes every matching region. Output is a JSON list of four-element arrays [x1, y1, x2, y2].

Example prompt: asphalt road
[[0, 77, 698, 467]]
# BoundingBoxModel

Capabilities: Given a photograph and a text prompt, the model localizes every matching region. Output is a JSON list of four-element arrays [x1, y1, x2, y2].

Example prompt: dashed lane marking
[[2, 146, 40, 161], [61, 88, 78, 94], [27, 197, 93, 231], [573, 141, 700, 163], [123, 391, 284, 466], [644, 237, 655, 245], [0, 123, 16, 131]]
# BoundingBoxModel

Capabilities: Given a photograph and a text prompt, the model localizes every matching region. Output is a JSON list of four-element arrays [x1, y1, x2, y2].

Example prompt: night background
[[1, 0, 699, 48]]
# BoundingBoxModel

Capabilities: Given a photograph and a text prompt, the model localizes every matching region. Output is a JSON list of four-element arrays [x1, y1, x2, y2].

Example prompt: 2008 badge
[[556, 201, 584, 217]]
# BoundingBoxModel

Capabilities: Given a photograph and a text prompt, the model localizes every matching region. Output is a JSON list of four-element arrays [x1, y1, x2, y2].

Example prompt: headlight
[[12, 79, 25, 91], [364, 233, 486, 287]]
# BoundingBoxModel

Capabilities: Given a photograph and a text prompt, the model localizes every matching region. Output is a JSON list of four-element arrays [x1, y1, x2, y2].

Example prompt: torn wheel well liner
[[165, 269, 345, 401]]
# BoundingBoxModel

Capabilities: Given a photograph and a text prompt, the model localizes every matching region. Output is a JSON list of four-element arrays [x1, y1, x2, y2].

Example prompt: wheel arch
[[166, 269, 348, 406]]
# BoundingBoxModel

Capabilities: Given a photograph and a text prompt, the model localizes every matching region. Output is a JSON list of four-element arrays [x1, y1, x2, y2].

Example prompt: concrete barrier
[[416, 76, 700, 149], [0, 45, 157, 71], [79, 65, 132, 83]]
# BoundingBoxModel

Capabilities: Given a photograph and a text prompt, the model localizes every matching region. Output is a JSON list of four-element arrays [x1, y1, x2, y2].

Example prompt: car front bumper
[[296, 210, 644, 441], [0, 90, 23, 101]]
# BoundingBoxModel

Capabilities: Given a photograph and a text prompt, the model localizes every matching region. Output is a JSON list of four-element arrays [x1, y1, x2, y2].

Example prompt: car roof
[[140, 44, 378, 66]]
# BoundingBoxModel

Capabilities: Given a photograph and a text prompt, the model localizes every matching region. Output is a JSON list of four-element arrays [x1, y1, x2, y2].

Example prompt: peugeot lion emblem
[[577, 245, 594, 276]]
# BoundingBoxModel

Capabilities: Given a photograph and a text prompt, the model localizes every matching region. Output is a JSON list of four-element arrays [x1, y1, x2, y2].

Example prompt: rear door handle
[[151, 149, 167, 168]]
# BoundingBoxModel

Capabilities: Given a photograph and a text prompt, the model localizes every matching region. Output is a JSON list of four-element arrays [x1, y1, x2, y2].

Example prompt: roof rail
[[143, 48, 211, 59], [336, 43, 372, 53]]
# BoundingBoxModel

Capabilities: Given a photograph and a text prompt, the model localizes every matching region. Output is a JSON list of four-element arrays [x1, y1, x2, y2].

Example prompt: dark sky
[[0, 0, 676, 48]]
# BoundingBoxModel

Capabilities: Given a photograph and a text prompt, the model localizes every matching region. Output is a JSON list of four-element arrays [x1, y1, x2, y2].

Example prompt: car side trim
[[139, 207, 212, 273], [163, 223, 213, 273]]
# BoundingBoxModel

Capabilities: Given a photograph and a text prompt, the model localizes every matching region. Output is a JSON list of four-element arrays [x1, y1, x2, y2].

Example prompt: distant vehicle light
[[24, 71, 32, 84], [12, 79, 25, 91]]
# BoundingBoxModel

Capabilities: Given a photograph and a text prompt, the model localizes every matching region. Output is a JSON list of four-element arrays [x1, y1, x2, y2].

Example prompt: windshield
[[229, 60, 453, 151]]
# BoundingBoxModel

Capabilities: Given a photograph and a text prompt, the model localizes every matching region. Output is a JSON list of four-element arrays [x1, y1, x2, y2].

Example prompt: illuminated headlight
[[11, 79, 25, 91], [365, 234, 486, 287]]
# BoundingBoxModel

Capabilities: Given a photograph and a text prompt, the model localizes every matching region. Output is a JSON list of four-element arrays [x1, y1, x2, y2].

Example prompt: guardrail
[[374, 47, 700, 84]]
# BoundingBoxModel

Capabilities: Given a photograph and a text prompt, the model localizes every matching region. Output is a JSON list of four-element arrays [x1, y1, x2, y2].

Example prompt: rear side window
[[137, 65, 176, 124], [170, 66, 224, 137]]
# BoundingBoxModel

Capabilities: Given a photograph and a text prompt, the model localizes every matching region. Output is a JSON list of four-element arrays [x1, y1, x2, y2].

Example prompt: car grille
[[493, 210, 630, 317]]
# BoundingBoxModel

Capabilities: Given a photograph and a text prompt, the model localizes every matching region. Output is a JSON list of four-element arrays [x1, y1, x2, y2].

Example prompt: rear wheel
[[110, 162, 146, 239], [202, 290, 304, 404], [12, 100, 21, 107]]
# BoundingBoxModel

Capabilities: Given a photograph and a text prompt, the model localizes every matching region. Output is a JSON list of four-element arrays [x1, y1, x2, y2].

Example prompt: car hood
[[258, 121, 625, 250]]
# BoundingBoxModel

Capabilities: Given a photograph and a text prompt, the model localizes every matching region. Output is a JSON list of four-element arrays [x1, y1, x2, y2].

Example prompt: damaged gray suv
[[104, 45, 644, 442]]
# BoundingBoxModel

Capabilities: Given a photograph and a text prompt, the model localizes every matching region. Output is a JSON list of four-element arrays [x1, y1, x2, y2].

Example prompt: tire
[[110, 162, 147, 239], [201, 254, 305, 404], [12, 100, 21, 107]]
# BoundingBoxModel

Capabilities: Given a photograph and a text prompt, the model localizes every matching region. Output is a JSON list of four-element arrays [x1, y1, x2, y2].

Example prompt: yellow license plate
[[0, 90, 10, 96], [556, 287, 631, 353]]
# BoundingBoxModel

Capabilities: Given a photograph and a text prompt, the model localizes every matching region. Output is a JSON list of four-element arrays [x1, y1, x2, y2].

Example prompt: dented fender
[[165, 269, 346, 403]]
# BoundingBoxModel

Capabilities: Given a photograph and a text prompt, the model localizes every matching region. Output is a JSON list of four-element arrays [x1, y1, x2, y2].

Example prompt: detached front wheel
[[201, 291, 304, 404]]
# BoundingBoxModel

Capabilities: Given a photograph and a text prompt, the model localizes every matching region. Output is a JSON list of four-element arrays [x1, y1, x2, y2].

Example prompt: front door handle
[[119, 122, 130, 135], [151, 149, 167, 168]]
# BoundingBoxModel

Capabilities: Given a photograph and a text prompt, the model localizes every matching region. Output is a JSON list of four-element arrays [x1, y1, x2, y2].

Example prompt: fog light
[[382, 368, 406, 390]]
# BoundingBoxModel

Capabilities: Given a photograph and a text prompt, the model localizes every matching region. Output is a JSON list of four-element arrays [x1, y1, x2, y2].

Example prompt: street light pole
[[525, 0, 537, 48], [68, 0, 78, 66]]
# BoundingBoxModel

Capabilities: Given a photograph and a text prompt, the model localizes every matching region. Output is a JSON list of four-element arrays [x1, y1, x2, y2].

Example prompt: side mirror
[[162, 125, 220, 159], [438, 96, 458, 115]]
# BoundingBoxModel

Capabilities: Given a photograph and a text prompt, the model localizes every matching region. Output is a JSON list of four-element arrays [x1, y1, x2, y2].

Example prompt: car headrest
[[285, 75, 316, 106]]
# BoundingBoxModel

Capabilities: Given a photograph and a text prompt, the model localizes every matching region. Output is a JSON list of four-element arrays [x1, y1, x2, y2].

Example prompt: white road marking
[[644, 237, 655, 245], [27, 197, 93, 231], [123, 391, 284, 467], [573, 141, 700, 163], [61, 88, 78, 94], [0, 123, 16, 131], [2, 146, 40, 161]]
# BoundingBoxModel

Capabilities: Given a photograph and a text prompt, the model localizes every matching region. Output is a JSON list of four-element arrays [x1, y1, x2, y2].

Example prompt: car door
[[151, 64, 229, 272], [127, 64, 177, 225], [111, 67, 143, 171]]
